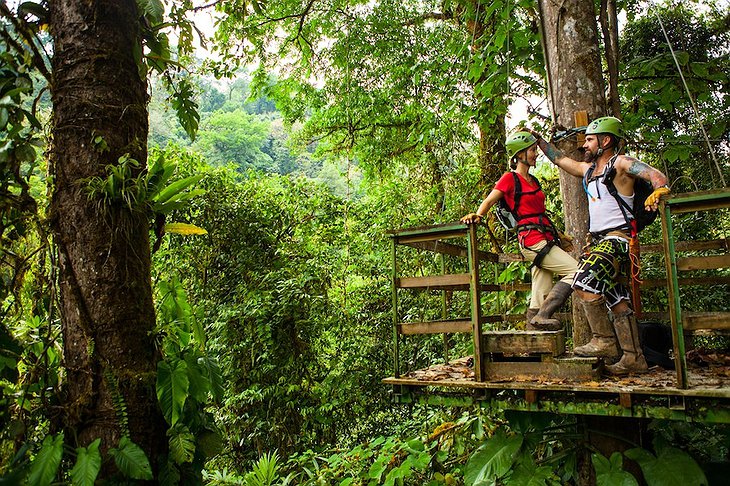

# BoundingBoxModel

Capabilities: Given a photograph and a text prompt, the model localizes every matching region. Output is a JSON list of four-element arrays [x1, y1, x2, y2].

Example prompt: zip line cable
[[654, 10, 725, 187]]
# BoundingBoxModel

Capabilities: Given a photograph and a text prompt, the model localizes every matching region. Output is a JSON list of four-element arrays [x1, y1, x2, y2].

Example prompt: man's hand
[[645, 186, 670, 211], [526, 128, 543, 140], [461, 213, 482, 224]]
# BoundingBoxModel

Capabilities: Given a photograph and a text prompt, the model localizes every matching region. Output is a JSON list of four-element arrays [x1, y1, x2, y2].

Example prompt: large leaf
[[156, 358, 190, 426], [506, 460, 553, 486], [168, 424, 196, 464], [198, 355, 224, 402], [109, 437, 153, 480], [592, 453, 638, 486], [28, 434, 64, 486], [625, 445, 707, 486], [464, 429, 523, 486], [184, 353, 211, 402], [71, 438, 102, 486]]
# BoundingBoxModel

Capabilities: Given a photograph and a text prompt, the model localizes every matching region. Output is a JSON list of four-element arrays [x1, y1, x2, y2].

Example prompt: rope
[[654, 10, 726, 187]]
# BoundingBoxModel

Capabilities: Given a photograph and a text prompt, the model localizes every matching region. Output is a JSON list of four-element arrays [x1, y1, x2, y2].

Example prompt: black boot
[[528, 281, 572, 331]]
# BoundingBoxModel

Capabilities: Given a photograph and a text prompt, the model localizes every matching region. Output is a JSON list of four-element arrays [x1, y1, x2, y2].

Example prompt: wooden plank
[[499, 253, 526, 263], [665, 189, 730, 214], [381, 375, 730, 399], [641, 238, 730, 254], [575, 111, 588, 147], [620, 393, 632, 409], [683, 312, 730, 331], [399, 319, 472, 335], [482, 330, 565, 357], [638, 276, 730, 288], [483, 359, 599, 381], [525, 390, 538, 404], [677, 254, 730, 271], [397, 273, 471, 289], [399, 240, 498, 262], [469, 224, 485, 382], [388, 222, 466, 237], [499, 282, 532, 292]]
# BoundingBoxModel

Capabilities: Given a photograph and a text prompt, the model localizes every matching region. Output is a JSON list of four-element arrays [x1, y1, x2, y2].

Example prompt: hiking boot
[[529, 281, 572, 331], [573, 298, 619, 358], [605, 310, 648, 375]]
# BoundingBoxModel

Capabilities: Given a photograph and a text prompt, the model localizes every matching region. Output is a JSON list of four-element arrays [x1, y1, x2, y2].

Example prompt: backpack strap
[[601, 155, 638, 236], [511, 171, 543, 220], [583, 155, 636, 236]]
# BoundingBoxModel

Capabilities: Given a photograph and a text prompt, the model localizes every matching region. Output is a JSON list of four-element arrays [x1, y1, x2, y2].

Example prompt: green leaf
[[28, 433, 64, 486], [136, 0, 165, 24], [109, 437, 153, 480], [592, 453, 638, 486], [674, 51, 690, 66], [153, 174, 204, 204], [184, 353, 211, 402], [625, 446, 707, 486], [507, 460, 553, 486], [168, 424, 196, 464], [71, 438, 102, 486], [198, 355, 224, 401], [464, 429, 523, 486], [156, 358, 189, 426]]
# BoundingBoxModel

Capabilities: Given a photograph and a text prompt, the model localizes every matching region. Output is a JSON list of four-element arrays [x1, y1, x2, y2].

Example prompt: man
[[530, 116, 670, 374]]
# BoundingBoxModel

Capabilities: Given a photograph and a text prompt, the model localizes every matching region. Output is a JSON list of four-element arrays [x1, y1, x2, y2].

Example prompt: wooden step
[[484, 355, 600, 381], [482, 330, 565, 357]]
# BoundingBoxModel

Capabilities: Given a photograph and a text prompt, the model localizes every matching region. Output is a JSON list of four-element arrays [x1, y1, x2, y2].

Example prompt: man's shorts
[[572, 236, 631, 308]]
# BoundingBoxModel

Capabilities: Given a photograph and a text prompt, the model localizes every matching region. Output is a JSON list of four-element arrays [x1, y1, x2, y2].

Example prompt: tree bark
[[538, 0, 607, 347], [49, 0, 167, 474]]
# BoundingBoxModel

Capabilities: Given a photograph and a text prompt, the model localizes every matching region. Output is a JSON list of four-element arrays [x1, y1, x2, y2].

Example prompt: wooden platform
[[383, 355, 730, 423]]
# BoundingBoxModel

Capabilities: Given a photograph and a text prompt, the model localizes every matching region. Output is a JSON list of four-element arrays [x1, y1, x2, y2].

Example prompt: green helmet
[[585, 116, 623, 139], [506, 131, 537, 158]]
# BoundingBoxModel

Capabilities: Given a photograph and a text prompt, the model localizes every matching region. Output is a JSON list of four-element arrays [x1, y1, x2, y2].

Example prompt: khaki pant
[[520, 240, 579, 308]]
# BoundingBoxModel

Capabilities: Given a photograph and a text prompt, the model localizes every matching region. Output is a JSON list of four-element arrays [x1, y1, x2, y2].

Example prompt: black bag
[[638, 321, 674, 369], [585, 156, 659, 233]]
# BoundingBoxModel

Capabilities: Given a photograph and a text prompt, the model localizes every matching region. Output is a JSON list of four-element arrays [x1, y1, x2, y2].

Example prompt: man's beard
[[583, 148, 599, 163]]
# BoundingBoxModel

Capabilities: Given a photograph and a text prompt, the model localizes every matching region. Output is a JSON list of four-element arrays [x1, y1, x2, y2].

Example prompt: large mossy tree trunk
[[49, 0, 167, 473], [538, 0, 607, 348]]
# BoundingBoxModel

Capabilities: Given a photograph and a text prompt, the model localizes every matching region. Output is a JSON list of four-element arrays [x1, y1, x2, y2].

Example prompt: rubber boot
[[573, 298, 619, 358], [605, 310, 648, 375], [528, 281, 572, 331], [525, 308, 539, 326]]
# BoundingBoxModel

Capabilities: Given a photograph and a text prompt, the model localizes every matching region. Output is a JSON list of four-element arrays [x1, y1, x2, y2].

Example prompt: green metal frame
[[661, 189, 730, 388], [389, 222, 487, 381], [392, 389, 730, 423]]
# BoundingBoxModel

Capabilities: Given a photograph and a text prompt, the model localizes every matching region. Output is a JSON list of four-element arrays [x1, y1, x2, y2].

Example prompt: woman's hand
[[460, 213, 482, 224]]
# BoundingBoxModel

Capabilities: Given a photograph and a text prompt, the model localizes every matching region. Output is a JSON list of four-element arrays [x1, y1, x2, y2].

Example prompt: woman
[[461, 131, 579, 330]]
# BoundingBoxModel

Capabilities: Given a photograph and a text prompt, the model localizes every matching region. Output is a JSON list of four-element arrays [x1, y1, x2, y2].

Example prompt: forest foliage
[[0, 0, 729, 484]]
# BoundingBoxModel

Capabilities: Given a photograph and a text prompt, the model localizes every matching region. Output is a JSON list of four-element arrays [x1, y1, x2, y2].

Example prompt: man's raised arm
[[528, 130, 590, 178]]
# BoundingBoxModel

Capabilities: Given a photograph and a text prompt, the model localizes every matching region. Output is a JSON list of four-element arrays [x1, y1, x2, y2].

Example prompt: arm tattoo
[[625, 157, 669, 188], [537, 138, 563, 162]]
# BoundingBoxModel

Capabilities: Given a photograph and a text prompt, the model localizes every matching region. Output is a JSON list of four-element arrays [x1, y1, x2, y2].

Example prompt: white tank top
[[585, 170, 635, 234]]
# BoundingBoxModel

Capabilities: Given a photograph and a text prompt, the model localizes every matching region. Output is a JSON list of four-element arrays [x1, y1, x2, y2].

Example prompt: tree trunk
[[537, 0, 607, 347], [49, 0, 167, 474]]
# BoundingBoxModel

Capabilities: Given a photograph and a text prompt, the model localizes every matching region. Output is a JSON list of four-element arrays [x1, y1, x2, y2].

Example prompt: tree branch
[[0, 2, 52, 81]]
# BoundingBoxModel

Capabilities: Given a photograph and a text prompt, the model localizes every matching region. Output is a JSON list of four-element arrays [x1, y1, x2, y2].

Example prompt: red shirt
[[494, 171, 555, 247]]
